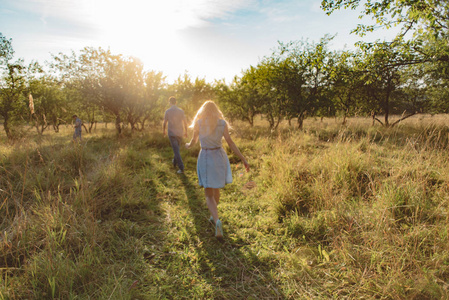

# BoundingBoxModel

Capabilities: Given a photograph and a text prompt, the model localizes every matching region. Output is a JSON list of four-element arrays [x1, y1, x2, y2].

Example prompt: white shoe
[[177, 169, 183, 174], [215, 220, 223, 239]]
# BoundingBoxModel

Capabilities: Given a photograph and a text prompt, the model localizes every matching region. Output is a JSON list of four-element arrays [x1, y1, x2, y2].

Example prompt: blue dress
[[196, 119, 233, 188]]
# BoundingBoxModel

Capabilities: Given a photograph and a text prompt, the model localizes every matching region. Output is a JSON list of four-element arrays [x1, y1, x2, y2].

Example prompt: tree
[[321, 0, 449, 114], [276, 37, 335, 129], [328, 50, 365, 124], [98, 53, 138, 134], [167, 73, 215, 119], [0, 34, 27, 139], [52, 47, 146, 134], [0, 33, 13, 64], [396, 64, 430, 116], [230, 37, 336, 130], [359, 42, 422, 126], [139, 70, 167, 129], [119, 56, 146, 131], [52, 47, 106, 133], [215, 76, 260, 126], [321, 0, 449, 40], [0, 62, 27, 139], [237, 62, 287, 130], [256, 59, 290, 130], [28, 75, 68, 134], [190, 77, 215, 117]]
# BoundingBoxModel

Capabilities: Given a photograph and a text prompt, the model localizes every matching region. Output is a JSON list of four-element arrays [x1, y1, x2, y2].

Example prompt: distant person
[[163, 96, 188, 174], [72, 114, 82, 141], [185, 100, 249, 239]]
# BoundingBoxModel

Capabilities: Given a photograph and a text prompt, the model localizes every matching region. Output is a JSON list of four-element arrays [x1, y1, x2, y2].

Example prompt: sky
[[0, 0, 398, 83]]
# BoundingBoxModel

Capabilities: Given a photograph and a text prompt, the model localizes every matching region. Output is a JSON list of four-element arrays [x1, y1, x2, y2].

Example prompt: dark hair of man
[[169, 96, 176, 105]]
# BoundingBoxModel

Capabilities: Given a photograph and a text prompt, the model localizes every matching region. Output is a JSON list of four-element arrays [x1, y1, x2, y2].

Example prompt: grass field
[[1, 115, 449, 299]]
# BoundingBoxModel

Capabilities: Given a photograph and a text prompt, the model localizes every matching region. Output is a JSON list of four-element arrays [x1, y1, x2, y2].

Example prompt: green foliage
[[0, 33, 14, 64], [276, 36, 336, 127], [28, 76, 69, 134], [167, 73, 215, 118], [321, 0, 449, 40], [51, 47, 150, 134], [321, 0, 449, 125], [141, 70, 168, 128], [3, 30, 449, 136], [221, 36, 338, 130], [0, 51, 28, 139], [215, 77, 260, 126]]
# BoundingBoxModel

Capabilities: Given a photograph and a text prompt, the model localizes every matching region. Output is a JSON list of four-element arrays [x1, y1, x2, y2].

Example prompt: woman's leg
[[205, 188, 219, 223], [214, 189, 220, 206]]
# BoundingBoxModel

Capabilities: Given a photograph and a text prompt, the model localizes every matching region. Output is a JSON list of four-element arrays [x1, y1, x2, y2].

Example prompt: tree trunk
[[3, 116, 11, 139], [384, 101, 390, 127], [274, 117, 281, 130], [297, 111, 305, 130], [342, 108, 349, 125], [267, 113, 275, 130], [383, 79, 393, 127], [32, 114, 43, 135], [115, 115, 122, 134], [244, 112, 254, 127], [139, 119, 146, 131]]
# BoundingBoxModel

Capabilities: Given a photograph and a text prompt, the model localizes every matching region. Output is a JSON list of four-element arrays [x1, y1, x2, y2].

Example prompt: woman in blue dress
[[185, 101, 249, 239]]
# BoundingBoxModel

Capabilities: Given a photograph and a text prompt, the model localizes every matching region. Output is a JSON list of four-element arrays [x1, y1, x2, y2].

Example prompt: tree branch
[[390, 112, 417, 127]]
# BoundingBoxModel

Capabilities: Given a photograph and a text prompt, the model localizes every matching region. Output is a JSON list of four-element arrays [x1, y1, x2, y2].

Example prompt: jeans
[[73, 128, 81, 140], [169, 135, 184, 171]]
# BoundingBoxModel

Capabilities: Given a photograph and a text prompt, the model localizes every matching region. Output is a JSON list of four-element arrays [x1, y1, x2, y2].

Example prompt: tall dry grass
[[0, 115, 448, 299], [240, 114, 449, 298]]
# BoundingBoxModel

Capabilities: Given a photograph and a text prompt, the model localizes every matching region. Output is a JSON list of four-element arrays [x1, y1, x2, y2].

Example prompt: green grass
[[1, 116, 449, 299]]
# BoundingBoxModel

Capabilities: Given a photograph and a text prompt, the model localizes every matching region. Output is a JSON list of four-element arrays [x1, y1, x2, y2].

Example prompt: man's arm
[[163, 120, 168, 136]]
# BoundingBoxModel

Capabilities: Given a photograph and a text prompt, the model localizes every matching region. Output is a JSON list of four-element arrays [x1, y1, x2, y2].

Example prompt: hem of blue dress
[[198, 179, 233, 189]]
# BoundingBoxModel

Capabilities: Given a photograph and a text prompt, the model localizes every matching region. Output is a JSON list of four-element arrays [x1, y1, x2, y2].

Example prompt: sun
[[93, 1, 181, 40], [85, 0, 200, 72]]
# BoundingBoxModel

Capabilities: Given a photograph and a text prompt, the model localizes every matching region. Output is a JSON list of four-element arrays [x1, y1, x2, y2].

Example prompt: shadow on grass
[[179, 174, 285, 299], [0, 132, 171, 298]]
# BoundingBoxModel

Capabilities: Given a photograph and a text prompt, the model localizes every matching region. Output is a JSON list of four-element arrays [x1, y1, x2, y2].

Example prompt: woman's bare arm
[[223, 123, 249, 172], [185, 122, 199, 149]]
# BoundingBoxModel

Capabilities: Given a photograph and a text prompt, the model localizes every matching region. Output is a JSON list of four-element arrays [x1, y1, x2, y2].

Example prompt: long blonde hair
[[190, 100, 228, 132]]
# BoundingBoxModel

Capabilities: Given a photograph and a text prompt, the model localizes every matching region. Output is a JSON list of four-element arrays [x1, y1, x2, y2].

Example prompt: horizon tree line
[[1, 1, 448, 138]]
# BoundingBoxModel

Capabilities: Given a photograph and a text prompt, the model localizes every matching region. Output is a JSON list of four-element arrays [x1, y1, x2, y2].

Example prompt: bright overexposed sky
[[0, 0, 398, 83]]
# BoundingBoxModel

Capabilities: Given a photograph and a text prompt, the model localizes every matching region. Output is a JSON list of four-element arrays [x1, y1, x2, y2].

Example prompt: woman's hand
[[186, 124, 199, 149], [243, 159, 250, 172]]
